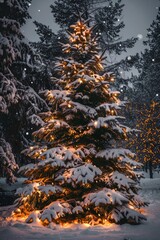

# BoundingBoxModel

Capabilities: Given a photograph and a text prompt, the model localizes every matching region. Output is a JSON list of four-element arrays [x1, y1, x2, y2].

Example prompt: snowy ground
[[0, 172, 160, 240]]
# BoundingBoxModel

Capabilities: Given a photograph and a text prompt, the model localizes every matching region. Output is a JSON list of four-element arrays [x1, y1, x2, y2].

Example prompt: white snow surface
[[0, 172, 160, 240]]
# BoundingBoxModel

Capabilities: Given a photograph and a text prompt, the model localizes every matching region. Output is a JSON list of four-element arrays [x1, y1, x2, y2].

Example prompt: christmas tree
[[14, 17, 146, 226]]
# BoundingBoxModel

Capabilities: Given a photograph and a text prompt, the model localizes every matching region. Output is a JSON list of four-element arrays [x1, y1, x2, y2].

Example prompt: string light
[[110, 110, 114, 115], [94, 121, 98, 127], [79, 79, 83, 83], [50, 136, 54, 141]]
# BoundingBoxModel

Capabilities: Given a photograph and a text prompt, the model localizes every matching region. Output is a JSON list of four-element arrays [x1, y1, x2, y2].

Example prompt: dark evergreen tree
[[132, 6, 160, 103], [32, 22, 64, 64], [31, 21, 67, 83], [0, 0, 48, 182], [50, 0, 105, 28]]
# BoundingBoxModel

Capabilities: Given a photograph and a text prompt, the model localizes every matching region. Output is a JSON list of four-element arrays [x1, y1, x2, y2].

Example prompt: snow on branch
[[28, 114, 45, 126], [111, 206, 147, 223], [109, 171, 135, 188], [83, 188, 128, 207], [55, 163, 102, 186], [45, 90, 70, 103], [39, 201, 72, 222], [89, 116, 124, 129], [96, 148, 135, 160], [96, 102, 125, 111], [60, 100, 97, 118]]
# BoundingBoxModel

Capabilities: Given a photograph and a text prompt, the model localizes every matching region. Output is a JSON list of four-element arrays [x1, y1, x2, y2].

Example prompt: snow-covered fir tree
[[0, 0, 48, 182], [14, 18, 146, 226]]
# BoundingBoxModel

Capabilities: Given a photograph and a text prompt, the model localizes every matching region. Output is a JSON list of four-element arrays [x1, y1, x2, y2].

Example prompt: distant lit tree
[[128, 101, 160, 178]]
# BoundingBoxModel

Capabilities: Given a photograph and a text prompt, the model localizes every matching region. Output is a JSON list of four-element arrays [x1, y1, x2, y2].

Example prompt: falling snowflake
[[127, 56, 131, 60], [137, 34, 143, 40]]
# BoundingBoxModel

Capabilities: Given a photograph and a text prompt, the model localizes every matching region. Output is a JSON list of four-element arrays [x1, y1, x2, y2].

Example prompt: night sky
[[22, 0, 160, 63]]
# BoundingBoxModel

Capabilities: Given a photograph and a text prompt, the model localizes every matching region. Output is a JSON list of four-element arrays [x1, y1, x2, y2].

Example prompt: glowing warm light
[[50, 136, 54, 141], [94, 121, 98, 127], [36, 218, 41, 223], [110, 110, 114, 115], [129, 204, 134, 209], [83, 223, 90, 227]]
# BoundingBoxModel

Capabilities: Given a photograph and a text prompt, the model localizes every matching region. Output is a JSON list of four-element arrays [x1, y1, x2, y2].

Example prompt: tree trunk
[[144, 162, 148, 173], [148, 160, 153, 179]]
